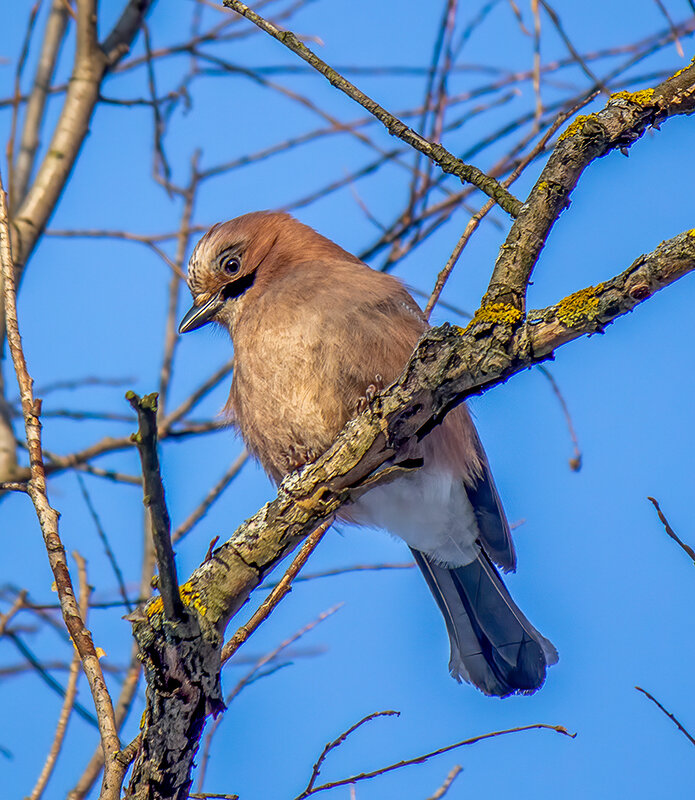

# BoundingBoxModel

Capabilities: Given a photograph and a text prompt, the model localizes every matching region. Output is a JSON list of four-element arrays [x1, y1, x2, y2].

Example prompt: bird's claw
[[355, 374, 384, 413]]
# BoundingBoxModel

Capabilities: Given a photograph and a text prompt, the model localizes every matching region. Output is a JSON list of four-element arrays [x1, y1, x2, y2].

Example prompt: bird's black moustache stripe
[[221, 269, 257, 300]]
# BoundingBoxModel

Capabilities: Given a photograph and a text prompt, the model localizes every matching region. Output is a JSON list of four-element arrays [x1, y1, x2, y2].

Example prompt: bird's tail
[[412, 548, 558, 697]]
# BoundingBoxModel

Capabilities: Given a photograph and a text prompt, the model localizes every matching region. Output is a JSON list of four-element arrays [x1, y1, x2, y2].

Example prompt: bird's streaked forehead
[[186, 222, 231, 294], [186, 213, 287, 294], [186, 211, 349, 297]]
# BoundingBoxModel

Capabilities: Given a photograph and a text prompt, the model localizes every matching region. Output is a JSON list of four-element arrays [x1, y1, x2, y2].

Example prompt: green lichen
[[609, 88, 655, 106], [555, 284, 605, 328], [558, 114, 595, 142], [467, 303, 523, 329]]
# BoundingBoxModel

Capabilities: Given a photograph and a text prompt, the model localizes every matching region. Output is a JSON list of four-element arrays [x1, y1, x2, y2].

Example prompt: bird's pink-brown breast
[[226, 253, 481, 485]]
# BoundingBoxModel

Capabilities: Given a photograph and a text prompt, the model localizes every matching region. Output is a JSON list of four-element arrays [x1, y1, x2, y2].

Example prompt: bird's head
[[178, 211, 280, 335], [179, 211, 358, 336]]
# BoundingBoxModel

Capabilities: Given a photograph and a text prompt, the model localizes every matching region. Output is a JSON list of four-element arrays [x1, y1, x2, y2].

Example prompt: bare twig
[[647, 497, 695, 566], [198, 606, 340, 791], [67, 524, 157, 800], [424, 91, 597, 318], [162, 358, 235, 430], [302, 710, 401, 798], [27, 551, 91, 800], [158, 157, 200, 417], [0, 480, 28, 492], [538, 0, 607, 92], [221, 518, 333, 663], [261, 561, 415, 588], [0, 589, 27, 636], [531, 0, 542, 128], [12, 0, 71, 210], [4, 631, 98, 726], [222, 0, 523, 217], [7, 1, 42, 208], [76, 474, 132, 612], [636, 686, 695, 746], [425, 765, 463, 800], [172, 450, 249, 543], [189, 794, 239, 799], [296, 723, 574, 798], [651, 0, 685, 57], [538, 366, 582, 471], [0, 169, 121, 795]]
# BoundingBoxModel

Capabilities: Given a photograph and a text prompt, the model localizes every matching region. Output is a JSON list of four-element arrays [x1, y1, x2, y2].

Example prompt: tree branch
[[11, 0, 155, 269], [27, 551, 91, 800], [296, 722, 573, 798], [0, 0, 155, 484], [483, 61, 695, 309], [144, 226, 695, 646], [0, 171, 121, 798], [11, 0, 71, 212], [127, 391, 184, 622], [127, 224, 695, 796], [636, 686, 695, 747], [222, 0, 523, 217]]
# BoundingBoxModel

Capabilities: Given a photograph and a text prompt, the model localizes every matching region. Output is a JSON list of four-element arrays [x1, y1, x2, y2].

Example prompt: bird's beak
[[178, 291, 224, 334]]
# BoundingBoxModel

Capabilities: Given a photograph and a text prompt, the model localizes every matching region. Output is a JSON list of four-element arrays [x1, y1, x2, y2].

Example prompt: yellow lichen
[[609, 88, 655, 106], [558, 114, 594, 142], [536, 180, 550, 192], [180, 581, 207, 616], [670, 55, 695, 80], [468, 303, 523, 329], [555, 284, 605, 328], [145, 583, 208, 618], [687, 229, 695, 239], [146, 596, 164, 617]]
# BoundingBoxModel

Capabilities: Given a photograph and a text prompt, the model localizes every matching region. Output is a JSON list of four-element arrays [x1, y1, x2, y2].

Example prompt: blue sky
[[1, 1, 694, 798]]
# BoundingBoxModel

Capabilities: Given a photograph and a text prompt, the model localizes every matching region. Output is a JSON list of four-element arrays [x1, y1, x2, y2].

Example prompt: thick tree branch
[[127, 392, 184, 622], [154, 227, 695, 639], [125, 393, 225, 800], [11, 0, 70, 213], [127, 227, 695, 796], [483, 60, 695, 309], [11, 0, 155, 269]]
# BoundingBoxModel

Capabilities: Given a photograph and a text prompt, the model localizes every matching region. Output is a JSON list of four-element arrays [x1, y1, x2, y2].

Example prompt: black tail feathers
[[412, 548, 557, 697]]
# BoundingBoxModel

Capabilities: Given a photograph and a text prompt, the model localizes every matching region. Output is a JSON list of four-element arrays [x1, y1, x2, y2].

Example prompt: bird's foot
[[355, 374, 384, 413], [284, 444, 318, 472]]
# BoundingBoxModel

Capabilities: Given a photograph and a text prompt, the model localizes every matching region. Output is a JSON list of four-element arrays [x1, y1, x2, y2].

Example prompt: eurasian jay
[[179, 210, 557, 696]]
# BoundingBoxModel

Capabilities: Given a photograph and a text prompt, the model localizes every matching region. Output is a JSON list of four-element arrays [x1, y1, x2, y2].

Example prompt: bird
[[179, 210, 557, 697]]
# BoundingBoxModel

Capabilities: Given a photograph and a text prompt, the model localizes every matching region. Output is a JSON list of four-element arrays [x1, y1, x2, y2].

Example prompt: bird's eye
[[221, 256, 241, 276]]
